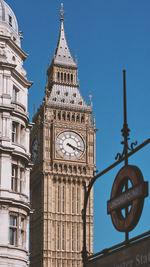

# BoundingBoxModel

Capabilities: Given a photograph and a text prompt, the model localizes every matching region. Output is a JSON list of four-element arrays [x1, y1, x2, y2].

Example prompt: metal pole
[[123, 70, 129, 241], [82, 182, 87, 267], [122, 70, 129, 166]]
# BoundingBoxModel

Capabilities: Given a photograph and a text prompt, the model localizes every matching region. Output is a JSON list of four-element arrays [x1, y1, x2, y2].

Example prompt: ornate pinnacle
[[60, 3, 64, 21], [89, 94, 92, 105]]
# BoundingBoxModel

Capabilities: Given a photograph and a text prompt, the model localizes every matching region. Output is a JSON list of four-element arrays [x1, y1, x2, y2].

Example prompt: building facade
[[0, 0, 32, 266], [30, 5, 95, 267]]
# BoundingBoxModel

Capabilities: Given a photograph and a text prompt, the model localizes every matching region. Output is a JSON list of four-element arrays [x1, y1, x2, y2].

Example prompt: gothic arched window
[[77, 187, 79, 214], [64, 73, 66, 82], [62, 112, 66, 120], [83, 167, 86, 175], [62, 186, 65, 213], [61, 72, 63, 82], [58, 112, 61, 120], [72, 224, 75, 251], [57, 223, 60, 249], [72, 113, 75, 121], [78, 166, 82, 174], [67, 113, 70, 121], [72, 187, 75, 214], [76, 114, 80, 122], [54, 163, 58, 171], [57, 72, 60, 82], [73, 166, 77, 173], [69, 165, 72, 173], [57, 185, 60, 212], [81, 115, 85, 123], [59, 164, 62, 172], [53, 110, 56, 119], [62, 224, 65, 250], [64, 165, 67, 172]]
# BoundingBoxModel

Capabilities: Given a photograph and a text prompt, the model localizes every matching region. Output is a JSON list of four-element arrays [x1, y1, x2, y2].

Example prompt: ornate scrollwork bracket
[[115, 141, 138, 161], [115, 71, 138, 164]]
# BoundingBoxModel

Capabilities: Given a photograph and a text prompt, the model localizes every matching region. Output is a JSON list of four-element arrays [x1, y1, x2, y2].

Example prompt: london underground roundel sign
[[107, 165, 148, 232]]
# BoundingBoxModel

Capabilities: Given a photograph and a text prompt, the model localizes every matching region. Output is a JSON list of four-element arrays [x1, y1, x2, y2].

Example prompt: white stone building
[[0, 0, 32, 266]]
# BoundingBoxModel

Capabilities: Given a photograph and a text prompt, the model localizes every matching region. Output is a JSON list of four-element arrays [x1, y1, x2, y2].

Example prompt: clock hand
[[67, 143, 75, 150], [75, 147, 84, 152], [67, 143, 83, 152]]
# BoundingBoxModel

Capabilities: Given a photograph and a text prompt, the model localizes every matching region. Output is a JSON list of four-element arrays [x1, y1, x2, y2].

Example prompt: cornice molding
[[0, 59, 33, 89], [12, 68, 33, 88], [0, 34, 28, 60], [0, 197, 30, 214]]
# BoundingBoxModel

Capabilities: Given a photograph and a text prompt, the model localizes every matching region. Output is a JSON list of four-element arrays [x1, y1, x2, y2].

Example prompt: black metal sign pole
[[82, 138, 150, 266], [82, 70, 150, 266], [122, 70, 130, 241], [82, 181, 87, 267], [122, 70, 129, 166]]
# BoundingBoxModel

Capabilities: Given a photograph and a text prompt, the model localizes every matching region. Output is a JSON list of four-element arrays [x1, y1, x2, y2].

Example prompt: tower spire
[[53, 3, 77, 67], [46, 3, 91, 112]]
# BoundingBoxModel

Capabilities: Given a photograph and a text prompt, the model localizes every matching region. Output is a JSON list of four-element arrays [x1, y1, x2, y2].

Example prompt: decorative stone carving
[[0, 47, 7, 62]]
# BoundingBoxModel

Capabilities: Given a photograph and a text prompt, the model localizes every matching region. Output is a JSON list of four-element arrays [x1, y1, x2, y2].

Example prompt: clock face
[[56, 131, 85, 160], [31, 138, 38, 162]]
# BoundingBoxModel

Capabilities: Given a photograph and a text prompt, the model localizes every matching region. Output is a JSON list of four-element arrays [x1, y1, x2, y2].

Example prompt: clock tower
[[30, 4, 95, 267]]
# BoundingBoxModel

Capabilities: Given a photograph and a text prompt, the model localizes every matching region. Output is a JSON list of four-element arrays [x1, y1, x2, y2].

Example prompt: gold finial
[[33, 104, 36, 114], [75, 50, 78, 64], [32, 104, 36, 120], [89, 94, 93, 107], [60, 3, 64, 21], [89, 93, 92, 101], [93, 113, 95, 125], [46, 56, 49, 86], [75, 51, 79, 82]]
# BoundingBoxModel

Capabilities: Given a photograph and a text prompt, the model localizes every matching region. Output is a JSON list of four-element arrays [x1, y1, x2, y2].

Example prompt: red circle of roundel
[[110, 165, 144, 232]]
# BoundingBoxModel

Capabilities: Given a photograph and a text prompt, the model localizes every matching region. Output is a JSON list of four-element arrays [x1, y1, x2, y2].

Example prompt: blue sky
[[7, 0, 150, 253]]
